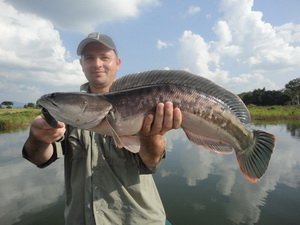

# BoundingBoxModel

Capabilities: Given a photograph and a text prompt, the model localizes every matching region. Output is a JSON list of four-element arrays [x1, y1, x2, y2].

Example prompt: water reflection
[[0, 123, 299, 225], [157, 123, 300, 225], [0, 128, 64, 225], [286, 122, 300, 139]]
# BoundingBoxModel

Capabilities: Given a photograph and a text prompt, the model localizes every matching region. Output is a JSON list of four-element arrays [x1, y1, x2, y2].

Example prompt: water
[[0, 128, 65, 225], [0, 123, 299, 225]]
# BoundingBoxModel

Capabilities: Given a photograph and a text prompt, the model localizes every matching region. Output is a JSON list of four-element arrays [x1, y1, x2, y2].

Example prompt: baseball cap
[[76, 32, 118, 56]]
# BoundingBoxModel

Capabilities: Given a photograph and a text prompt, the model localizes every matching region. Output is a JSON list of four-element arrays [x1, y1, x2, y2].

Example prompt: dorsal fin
[[110, 70, 250, 124]]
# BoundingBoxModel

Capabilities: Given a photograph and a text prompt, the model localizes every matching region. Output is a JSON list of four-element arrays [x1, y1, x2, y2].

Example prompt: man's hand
[[30, 115, 65, 144], [139, 102, 182, 167], [140, 102, 182, 137], [23, 115, 65, 166]]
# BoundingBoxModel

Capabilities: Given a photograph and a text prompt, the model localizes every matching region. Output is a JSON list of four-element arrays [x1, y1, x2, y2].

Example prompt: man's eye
[[83, 56, 93, 61], [102, 57, 110, 61]]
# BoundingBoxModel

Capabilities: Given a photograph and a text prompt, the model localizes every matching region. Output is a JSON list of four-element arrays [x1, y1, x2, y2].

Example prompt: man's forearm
[[23, 134, 54, 166], [22, 115, 65, 167], [138, 134, 166, 167]]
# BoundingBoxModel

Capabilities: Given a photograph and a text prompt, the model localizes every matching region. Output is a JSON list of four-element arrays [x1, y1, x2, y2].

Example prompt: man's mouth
[[92, 70, 107, 75]]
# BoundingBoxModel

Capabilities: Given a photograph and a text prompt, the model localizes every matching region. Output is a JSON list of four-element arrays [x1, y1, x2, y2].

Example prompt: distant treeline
[[239, 77, 300, 106], [0, 101, 37, 109], [239, 88, 290, 106]]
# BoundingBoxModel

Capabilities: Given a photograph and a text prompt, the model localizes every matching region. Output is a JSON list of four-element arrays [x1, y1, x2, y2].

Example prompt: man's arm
[[23, 115, 65, 167], [138, 102, 182, 167]]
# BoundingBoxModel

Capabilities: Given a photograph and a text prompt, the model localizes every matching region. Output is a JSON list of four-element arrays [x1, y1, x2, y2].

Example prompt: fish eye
[[50, 93, 56, 98]]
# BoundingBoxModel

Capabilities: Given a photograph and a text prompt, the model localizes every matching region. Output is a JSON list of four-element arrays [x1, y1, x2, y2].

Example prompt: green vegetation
[[239, 88, 290, 106], [239, 77, 300, 106], [248, 105, 300, 120], [284, 77, 300, 105], [0, 108, 41, 130]]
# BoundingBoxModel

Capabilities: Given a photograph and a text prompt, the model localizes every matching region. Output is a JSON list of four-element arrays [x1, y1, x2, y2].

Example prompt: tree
[[1, 101, 14, 109], [284, 78, 300, 105], [24, 102, 36, 108], [239, 88, 290, 106]]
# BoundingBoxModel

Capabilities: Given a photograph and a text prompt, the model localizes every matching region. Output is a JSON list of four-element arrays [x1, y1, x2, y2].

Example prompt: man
[[22, 32, 182, 225]]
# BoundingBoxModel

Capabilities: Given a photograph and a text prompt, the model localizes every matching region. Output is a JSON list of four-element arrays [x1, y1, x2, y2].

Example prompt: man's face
[[80, 42, 121, 93]]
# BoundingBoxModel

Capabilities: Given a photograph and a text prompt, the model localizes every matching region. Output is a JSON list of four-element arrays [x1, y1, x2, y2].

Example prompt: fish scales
[[37, 70, 276, 183], [104, 84, 201, 118], [106, 83, 250, 153], [106, 84, 237, 140]]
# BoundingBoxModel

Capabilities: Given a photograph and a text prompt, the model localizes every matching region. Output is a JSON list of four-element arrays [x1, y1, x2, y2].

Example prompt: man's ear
[[116, 57, 121, 71]]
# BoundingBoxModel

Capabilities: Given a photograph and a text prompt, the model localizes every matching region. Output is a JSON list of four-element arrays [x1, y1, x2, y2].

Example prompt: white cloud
[[178, 30, 226, 81], [178, 31, 210, 72], [0, 0, 85, 102], [0, 0, 162, 103], [156, 39, 172, 50], [275, 22, 300, 44], [187, 6, 201, 15], [177, 0, 300, 94], [212, 20, 241, 57], [217, 0, 300, 71], [8, 0, 161, 33]]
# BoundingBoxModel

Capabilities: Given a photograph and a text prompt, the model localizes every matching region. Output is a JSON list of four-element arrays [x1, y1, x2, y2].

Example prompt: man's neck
[[89, 84, 110, 94]]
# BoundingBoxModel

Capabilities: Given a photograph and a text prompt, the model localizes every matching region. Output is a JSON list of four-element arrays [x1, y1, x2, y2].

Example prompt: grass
[[247, 105, 300, 120], [0, 108, 41, 130]]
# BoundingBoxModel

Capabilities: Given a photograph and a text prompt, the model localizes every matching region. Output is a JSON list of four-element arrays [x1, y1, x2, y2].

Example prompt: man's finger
[[147, 103, 162, 134], [173, 107, 182, 129], [161, 102, 174, 133], [141, 114, 154, 135]]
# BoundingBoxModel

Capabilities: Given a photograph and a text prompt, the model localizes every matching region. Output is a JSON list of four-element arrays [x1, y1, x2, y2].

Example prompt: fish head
[[37, 92, 112, 129]]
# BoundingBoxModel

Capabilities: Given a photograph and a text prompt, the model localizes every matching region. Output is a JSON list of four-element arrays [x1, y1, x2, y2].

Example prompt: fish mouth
[[37, 94, 58, 109], [41, 107, 58, 128]]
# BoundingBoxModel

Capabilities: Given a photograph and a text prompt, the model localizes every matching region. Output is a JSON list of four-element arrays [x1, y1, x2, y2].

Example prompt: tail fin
[[237, 130, 276, 183]]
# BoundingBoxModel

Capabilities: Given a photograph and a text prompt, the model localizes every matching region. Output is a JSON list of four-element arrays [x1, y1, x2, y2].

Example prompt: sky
[[0, 0, 300, 103]]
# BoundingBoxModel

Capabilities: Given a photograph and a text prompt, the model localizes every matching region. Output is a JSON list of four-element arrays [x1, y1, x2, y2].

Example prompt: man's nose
[[95, 58, 103, 67]]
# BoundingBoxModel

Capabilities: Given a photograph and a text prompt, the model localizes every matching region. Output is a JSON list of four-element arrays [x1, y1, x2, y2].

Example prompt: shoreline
[[251, 115, 300, 120], [0, 108, 40, 131]]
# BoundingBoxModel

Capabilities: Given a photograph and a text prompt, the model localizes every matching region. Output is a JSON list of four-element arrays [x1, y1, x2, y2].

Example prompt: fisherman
[[22, 32, 182, 225]]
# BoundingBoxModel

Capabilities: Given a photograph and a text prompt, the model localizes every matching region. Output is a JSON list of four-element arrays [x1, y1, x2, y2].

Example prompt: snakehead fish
[[37, 70, 276, 183]]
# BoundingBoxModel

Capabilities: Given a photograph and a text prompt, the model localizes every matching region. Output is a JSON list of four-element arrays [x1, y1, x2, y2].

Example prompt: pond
[[0, 123, 299, 225]]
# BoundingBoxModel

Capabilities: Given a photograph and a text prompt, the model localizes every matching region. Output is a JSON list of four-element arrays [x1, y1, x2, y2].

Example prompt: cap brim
[[76, 38, 115, 56]]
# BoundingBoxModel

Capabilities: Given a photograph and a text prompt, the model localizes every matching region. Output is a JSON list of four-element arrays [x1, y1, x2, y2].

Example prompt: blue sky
[[0, 0, 300, 103]]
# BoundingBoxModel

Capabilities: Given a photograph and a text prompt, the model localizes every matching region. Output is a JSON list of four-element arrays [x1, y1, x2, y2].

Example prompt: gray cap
[[77, 32, 117, 56]]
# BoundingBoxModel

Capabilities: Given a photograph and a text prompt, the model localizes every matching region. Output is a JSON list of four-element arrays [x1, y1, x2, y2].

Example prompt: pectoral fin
[[105, 111, 141, 153], [105, 112, 123, 148], [119, 136, 141, 153]]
